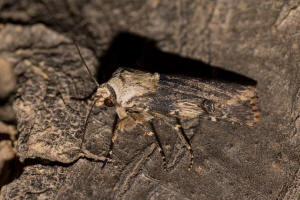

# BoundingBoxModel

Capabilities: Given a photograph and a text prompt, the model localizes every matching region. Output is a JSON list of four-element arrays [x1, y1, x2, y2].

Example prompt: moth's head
[[95, 85, 116, 107]]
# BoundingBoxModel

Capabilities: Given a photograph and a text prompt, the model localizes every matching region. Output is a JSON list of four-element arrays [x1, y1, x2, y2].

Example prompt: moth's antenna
[[73, 42, 100, 88], [39, 0, 100, 87]]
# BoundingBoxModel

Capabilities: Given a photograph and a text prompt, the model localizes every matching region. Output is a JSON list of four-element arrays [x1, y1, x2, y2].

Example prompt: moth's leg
[[144, 122, 168, 170], [126, 112, 167, 169], [102, 114, 119, 169], [174, 117, 194, 171]]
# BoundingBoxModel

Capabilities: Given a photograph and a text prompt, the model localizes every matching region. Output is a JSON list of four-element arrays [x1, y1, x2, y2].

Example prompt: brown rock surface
[[0, 1, 300, 199], [0, 121, 16, 189], [0, 59, 16, 99]]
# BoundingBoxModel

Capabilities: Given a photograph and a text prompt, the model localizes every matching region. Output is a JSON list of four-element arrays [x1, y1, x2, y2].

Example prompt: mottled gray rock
[[0, 24, 100, 163], [0, 1, 300, 200], [0, 164, 68, 200]]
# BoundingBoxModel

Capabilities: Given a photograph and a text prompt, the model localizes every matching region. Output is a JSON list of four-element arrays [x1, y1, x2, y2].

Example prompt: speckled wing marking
[[121, 71, 259, 126]]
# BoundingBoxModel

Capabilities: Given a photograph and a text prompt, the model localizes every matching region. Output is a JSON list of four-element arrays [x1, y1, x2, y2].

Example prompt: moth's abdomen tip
[[250, 94, 260, 125], [253, 111, 260, 123]]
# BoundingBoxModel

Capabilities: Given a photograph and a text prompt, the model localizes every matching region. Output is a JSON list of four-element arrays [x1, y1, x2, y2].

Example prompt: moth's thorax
[[106, 68, 160, 107]]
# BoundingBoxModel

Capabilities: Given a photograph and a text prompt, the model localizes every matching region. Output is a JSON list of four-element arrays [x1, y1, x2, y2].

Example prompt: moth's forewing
[[110, 68, 259, 127], [158, 74, 259, 126]]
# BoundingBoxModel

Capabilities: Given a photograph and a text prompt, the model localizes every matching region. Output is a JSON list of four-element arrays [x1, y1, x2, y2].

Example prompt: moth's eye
[[104, 98, 114, 107]]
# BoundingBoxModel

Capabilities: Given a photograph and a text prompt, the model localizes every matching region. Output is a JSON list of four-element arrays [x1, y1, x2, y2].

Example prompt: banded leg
[[129, 113, 168, 170], [174, 118, 194, 171], [102, 114, 119, 169]]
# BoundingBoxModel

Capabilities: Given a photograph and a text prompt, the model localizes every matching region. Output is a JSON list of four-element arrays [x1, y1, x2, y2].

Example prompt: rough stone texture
[[0, 164, 68, 200], [0, 24, 100, 163], [0, 0, 299, 199]]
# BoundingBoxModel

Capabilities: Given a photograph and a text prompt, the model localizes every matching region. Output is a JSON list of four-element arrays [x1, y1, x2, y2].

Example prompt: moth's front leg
[[102, 114, 141, 168]]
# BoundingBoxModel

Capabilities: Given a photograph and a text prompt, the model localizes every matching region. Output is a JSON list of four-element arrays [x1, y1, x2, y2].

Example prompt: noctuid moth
[[74, 45, 260, 171]]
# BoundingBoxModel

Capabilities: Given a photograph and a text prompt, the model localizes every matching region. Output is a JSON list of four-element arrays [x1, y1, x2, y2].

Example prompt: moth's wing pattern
[[125, 72, 259, 126], [104, 68, 259, 170]]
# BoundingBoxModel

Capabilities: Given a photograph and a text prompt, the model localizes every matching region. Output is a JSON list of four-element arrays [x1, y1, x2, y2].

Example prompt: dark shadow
[[0, 133, 10, 141], [0, 155, 86, 190], [98, 32, 256, 86], [0, 157, 23, 190]]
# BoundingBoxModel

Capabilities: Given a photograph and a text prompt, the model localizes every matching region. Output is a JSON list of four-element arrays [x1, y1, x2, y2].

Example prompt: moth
[[75, 45, 260, 171]]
